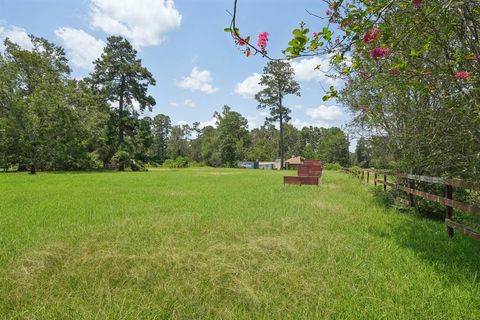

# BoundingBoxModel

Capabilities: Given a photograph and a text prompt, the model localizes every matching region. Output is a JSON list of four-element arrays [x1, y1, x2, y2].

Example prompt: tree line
[[0, 35, 350, 173]]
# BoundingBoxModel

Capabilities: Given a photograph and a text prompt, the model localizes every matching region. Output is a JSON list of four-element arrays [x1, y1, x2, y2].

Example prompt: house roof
[[285, 156, 304, 165]]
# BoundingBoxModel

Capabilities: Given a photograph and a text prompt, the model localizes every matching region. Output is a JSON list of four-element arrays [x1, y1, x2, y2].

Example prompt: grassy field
[[1, 168, 479, 319]]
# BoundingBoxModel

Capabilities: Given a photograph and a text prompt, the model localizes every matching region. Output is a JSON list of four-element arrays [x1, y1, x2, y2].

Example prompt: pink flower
[[413, 0, 422, 8], [362, 27, 380, 44], [313, 32, 319, 38], [326, 9, 332, 15], [257, 32, 269, 53], [370, 47, 391, 60], [455, 71, 471, 80], [477, 54, 480, 61]]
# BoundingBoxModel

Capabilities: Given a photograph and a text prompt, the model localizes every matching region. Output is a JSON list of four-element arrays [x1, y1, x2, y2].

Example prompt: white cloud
[[291, 57, 340, 86], [55, 28, 105, 70], [290, 119, 313, 129], [199, 117, 217, 129], [89, 0, 182, 48], [0, 25, 32, 51], [176, 120, 188, 126], [234, 73, 265, 99], [183, 99, 195, 107], [293, 104, 304, 110], [177, 67, 218, 94], [169, 102, 179, 107], [306, 104, 343, 127]]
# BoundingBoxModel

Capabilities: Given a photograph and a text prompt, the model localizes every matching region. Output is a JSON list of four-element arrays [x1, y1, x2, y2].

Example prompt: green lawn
[[1, 168, 479, 319]]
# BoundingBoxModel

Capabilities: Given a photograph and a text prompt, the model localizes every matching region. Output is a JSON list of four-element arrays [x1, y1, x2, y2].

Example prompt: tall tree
[[91, 36, 156, 153], [214, 105, 250, 167], [255, 61, 300, 169], [0, 37, 82, 173], [355, 137, 371, 168], [283, 123, 301, 159], [167, 124, 191, 159], [199, 125, 221, 167], [151, 114, 171, 164], [248, 124, 278, 161], [133, 117, 154, 163]]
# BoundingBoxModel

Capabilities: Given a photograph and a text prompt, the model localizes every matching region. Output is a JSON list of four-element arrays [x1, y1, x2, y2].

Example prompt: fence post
[[383, 174, 387, 191], [367, 171, 370, 184], [374, 172, 377, 187], [445, 184, 454, 237], [361, 170, 365, 182], [408, 179, 415, 207]]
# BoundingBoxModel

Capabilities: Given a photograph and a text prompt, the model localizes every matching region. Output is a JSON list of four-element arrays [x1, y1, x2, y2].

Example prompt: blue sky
[[0, 0, 354, 147]]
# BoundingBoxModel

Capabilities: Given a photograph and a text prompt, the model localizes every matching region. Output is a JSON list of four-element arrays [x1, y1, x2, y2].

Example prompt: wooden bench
[[284, 160, 323, 186], [298, 165, 323, 177], [283, 176, 319, 186]]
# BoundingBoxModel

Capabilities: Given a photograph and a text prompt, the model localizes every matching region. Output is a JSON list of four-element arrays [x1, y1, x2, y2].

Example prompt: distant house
[[237, 161, 259, 169], [259, 159, 282, 170], [104, 159, 118, 170], [285, 156, 304, 170]]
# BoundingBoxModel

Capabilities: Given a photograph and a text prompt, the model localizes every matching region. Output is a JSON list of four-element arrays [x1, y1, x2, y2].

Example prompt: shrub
[[131, 160, 147, 172], [349, 166, 361, 176], [163, 156, 189, 169], [323, 163, 342, 171], [148, 161, 160, 168], [113, 150, 131, 171], [189, 161, 206, 168], [162, 159, 176, 168], [84, 152, 103, 170]]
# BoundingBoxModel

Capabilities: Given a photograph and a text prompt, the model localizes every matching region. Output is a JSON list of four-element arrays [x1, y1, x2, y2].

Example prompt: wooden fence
[[342, 168, 480, 241]]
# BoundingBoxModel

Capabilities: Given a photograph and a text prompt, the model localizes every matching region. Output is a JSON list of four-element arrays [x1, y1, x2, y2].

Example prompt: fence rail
[[342, 168, 480, 241]]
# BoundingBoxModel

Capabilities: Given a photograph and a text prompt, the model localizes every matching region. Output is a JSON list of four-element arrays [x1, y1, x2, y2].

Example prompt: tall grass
[[0, 168, 479, 319]]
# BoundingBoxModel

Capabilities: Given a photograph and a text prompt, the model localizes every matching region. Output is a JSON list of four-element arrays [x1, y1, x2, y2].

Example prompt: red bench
[[283, 176, 319, 186], [284, 160, 323, 186], [298, 165, 323, 177]]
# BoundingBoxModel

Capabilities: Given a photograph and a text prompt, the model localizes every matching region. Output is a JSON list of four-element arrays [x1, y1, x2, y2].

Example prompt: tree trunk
[[279, 114, 284, 170], [30, 163, 36, 175], [118, 77, 126, 146], [278, 92, 285, 170]]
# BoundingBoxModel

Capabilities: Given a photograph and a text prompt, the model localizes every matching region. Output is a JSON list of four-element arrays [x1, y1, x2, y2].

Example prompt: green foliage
[[113, 150, 131, 171], [349, 165, 361, 176], [0, 33, 354, 172], [215, 105, 250, 167], [91, 36, 156, 150], [163, 156, 189, 168], [300, 127, 350, 166], [247, 124, 278, 161], [189, 161, 206, 168], [151, 114, 171, 163], [323, 162, 342, 171], [167, 125, 191, 160]]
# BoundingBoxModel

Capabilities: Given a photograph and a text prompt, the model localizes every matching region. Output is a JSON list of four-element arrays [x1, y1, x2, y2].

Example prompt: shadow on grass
[[370, 187, 480, 279]]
